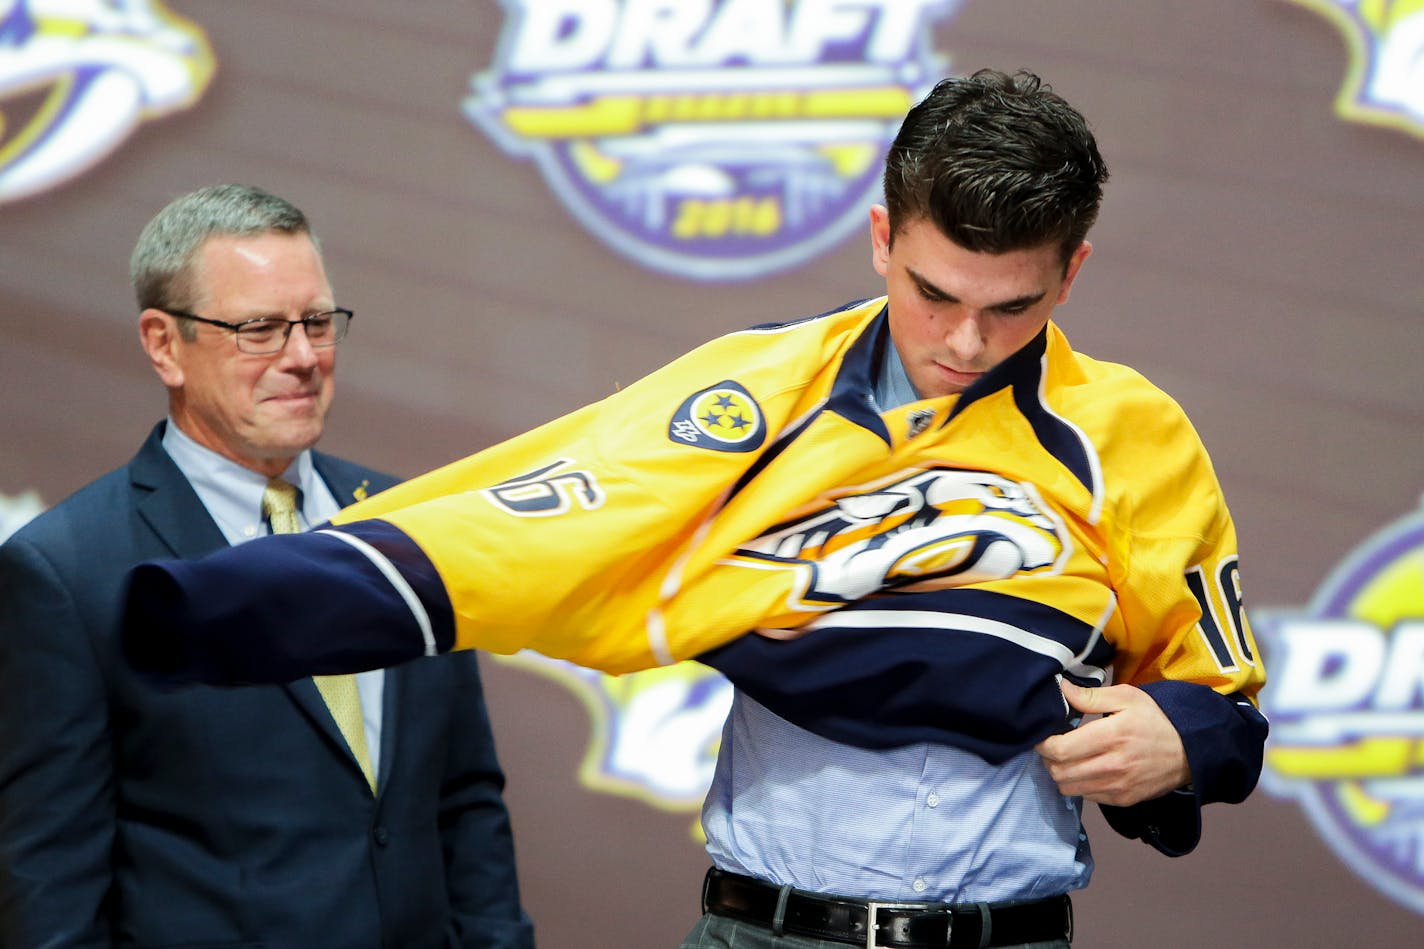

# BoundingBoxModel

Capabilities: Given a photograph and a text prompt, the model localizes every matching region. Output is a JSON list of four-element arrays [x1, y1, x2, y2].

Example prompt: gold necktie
[[262, 478, 377, 791]]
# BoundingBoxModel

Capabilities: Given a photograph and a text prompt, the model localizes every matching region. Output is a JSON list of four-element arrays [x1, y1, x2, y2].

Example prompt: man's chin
[[254, 421, 326, 460]]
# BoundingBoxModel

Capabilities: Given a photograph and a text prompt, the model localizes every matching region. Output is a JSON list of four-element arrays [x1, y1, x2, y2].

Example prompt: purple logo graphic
[[464, 0, 960, 280], [1283, 0, 1424, 139], [1255, 500, 1424, 914], [0, 0, 214, 202]]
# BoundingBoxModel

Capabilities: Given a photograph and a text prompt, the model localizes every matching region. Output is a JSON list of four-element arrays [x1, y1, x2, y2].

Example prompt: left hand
[[1034, 680, 1191, 807]]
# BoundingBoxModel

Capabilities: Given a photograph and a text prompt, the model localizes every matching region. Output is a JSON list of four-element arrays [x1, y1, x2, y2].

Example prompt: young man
[[0, 185, 533, 948], [121, 73, 1266, 947]]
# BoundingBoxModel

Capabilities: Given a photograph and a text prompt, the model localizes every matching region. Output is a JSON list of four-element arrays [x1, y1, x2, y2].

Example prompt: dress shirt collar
[[160, 419, 333, 546], [872, 331, 921, 412]]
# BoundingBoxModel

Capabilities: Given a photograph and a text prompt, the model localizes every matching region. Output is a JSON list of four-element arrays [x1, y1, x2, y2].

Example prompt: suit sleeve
[[0, 538, 116, 947], [436, 654, 535, 949]]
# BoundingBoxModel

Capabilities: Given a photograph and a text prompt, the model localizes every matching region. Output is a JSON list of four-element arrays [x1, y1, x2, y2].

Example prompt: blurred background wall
[[2, 1, 1422, 945]]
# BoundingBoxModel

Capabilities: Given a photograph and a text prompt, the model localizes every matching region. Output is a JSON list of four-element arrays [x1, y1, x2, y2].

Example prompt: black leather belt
[[703, 867, 1072, 948]]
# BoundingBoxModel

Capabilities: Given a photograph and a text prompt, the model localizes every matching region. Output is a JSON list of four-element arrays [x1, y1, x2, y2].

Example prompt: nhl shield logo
[[463, 0, 959, 281]]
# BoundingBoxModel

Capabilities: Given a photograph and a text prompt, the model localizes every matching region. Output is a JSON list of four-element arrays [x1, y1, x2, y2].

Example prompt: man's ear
[[869, 204, 892, 278], [1056, 241, 1093, 305], [138, 309, 184, 389]]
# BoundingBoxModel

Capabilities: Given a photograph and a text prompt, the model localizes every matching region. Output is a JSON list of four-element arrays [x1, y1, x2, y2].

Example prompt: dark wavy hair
[[883, 69, 1108, 267]]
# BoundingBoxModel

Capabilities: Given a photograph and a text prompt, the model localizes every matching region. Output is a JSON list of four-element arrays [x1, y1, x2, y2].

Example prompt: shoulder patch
[[668, 381, 766, 453]]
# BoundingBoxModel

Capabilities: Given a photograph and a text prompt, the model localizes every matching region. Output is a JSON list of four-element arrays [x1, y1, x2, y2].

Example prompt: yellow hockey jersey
[[331, 298, 1258, 686], [122, 297, 1264, 775]]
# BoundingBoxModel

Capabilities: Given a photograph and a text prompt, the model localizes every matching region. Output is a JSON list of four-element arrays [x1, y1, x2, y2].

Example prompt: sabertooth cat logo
[[733, 467, 1064, 608], [0, 0, 214, 203], [1255, 500, 1424, 914], [1283, 0, 1424, 139], [464, 0, 959, 281]]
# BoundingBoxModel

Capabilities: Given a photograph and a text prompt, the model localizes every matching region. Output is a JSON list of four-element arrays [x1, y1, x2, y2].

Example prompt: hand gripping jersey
[[123, 299, 1265, 775]]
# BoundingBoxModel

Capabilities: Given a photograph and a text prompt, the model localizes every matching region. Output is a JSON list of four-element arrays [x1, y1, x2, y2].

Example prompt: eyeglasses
[[162, 308, 353, 354]]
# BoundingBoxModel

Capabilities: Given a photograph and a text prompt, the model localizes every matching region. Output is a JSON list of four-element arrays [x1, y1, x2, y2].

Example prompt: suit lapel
[[376, 664, 401, 794], [132, 425, 385, 793], [288, 454, 394, 793], [312, 453, 381, 512], [283, 681, 366, 783], [129, 424, 229, 560]]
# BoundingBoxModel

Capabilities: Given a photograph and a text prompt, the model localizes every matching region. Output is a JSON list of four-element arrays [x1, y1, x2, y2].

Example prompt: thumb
[[1059, 679, 1123, 714]]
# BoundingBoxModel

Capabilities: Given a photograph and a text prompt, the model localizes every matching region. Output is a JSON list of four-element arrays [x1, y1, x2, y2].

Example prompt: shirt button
[[926, 792, 940, 808], [242, 525, 257, 538], [912, 878, 928, 894], [372, 826, 390, 847]]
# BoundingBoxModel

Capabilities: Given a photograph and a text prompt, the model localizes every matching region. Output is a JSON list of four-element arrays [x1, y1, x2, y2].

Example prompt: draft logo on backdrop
[[0, 0, 214, 203], [1283, 0, 1424, 139], [497, 652, 733, 820], [464, 0, 959, 281], [1255, 499, 1424, 914]]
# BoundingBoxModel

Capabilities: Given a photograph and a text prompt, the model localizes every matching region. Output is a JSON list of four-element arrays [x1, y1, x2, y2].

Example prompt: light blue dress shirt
[[700, 339, 1092, 904], [162, 421, 384, 773]]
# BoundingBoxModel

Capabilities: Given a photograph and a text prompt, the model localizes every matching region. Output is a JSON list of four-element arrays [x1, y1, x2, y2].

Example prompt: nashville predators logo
[[733, 467, 1066, 606], [463, 0, 959, 281], [0, 0, 214, 203], [668, 380, 766, 452], [1282, 0, 1424, 139], [1255, 500, 1424, 913]]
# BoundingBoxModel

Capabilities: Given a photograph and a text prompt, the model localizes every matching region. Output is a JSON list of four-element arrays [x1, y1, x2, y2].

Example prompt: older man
[[0, 184, 533, 948]]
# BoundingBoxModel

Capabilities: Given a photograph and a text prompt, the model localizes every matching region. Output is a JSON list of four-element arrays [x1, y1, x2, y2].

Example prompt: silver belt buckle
[[864, 900, 944, 949]]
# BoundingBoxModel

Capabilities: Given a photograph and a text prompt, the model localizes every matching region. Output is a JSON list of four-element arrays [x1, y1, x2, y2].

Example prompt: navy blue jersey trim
[[826, 305, 891, 444], [947, 327, 1098, 496], [846, 588, 1116, 670], [323, 519, 457, 653], [121, 521, 455, 686], [1100, 682, 1269, 856], [724, 302, 890, 504], [723, 405, 827, 506], [1012, 377, 1097, 497], [745, 297, 876, 332], [699, 588, 1115, 759], [943, 326, 1048, 423]]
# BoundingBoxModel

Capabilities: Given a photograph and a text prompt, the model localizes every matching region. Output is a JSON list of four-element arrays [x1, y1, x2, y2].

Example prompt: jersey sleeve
[[120, 317, 849, 684], [1094, 392, 1269, 853], [122, 379, 756, 682]]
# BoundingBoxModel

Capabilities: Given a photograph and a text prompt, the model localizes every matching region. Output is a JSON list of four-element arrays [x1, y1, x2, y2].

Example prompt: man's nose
[[278, 323, 320, 367], [944, 313, 985, 363]]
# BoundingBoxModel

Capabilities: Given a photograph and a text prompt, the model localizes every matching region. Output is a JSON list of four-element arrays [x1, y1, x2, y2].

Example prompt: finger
[[1034, 732, 1067, 762], [1061, 681, 1136, 715], [1058, 680, 1099, 714]]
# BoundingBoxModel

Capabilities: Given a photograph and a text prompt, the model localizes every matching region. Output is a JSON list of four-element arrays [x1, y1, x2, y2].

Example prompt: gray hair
[[129, 184, 317, 321]]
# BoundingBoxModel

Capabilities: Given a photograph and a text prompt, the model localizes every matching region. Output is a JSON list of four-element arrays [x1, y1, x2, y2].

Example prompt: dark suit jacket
[[0, 423, 534, 948]]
